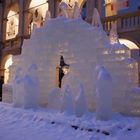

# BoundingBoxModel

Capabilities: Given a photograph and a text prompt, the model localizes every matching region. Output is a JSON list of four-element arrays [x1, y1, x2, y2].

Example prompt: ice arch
[[8, 17, 139, 114]]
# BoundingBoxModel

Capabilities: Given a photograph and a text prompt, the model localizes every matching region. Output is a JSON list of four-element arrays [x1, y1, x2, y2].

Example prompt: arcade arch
[[6, 3, 19, 40], [2, 55, 13, 84], [24, 0, 49, 36]]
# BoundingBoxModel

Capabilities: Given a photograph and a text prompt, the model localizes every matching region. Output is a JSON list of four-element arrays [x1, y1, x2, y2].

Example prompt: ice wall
[[8, 16, 138, 113]]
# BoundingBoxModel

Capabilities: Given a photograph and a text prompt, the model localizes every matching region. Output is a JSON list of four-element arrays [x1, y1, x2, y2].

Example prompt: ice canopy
[[9, 16, 138, 113]]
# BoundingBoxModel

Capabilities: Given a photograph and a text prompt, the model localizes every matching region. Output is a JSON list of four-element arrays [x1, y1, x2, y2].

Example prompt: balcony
[[102, 10, 140, 34]]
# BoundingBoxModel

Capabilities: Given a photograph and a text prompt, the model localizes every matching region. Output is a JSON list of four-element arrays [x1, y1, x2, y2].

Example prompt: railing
[[102, 10, 140, 33]]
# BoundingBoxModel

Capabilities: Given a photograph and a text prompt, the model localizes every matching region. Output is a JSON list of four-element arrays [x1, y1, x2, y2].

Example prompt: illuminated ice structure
[[7, 6, 139, 116]]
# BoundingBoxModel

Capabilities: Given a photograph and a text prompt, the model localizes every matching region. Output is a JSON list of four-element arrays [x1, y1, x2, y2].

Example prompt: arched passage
[[24, 0, 49, 35], [6, 3, 19, 40], [2, 55, 13, 84]]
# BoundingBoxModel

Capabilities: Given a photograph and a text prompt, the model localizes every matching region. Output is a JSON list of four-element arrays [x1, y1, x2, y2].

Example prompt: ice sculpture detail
[[75, 84, 87, 117], [59, 2, 69, 18], [95, 66, 113, 120], [7, 8, 138, 117], [72, 2, 81, 19], [92, 8, 102, 29], [61, 85, 74, 115]]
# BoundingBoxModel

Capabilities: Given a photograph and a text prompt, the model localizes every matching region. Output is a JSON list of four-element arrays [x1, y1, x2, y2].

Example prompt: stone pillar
[[86, 0, 102, 22], [0, 2, 4, 43], [86, 0, 95, 22], [18, 0, 24, 37], [97, 0, 101, 15], [49, 0, 55, 18]]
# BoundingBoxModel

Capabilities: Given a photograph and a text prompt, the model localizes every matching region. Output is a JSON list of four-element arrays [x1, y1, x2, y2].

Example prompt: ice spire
[[75, 84, 87, 117], [59, 2, 69, 18], [72, 1, 81, 19], [61, 85, 74, 115], [109, 22, 119, 45], [95, 66, 113, 120], [92, 8, 102, 29]]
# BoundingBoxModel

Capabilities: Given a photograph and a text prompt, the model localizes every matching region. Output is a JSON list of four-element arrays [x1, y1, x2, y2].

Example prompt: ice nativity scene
[[2, 0, 140, 121]]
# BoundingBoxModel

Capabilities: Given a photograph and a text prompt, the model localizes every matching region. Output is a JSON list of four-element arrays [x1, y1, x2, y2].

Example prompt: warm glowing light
[[6, 10, 19, 40], [119, 39, 139, 50], [62, 66, 70, 75], [29, 0, 48, 19], [4, 55, 13, 84], [29, 0, 48, 29], [30, 0, 46, 8], [62, 0, 84, 7]]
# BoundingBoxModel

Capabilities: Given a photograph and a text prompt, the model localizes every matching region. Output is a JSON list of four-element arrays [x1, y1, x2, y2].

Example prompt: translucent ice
[[72, 2, 81, 19], [47, 87, 62, 111], [75, 84, 87, 117], [12, 67, 24, 107], [95, 66, 113, 120], [61, 85, 74, 115], [23, 64, 39, 109]]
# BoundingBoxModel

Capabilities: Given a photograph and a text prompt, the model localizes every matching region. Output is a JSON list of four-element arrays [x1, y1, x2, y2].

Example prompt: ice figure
[[45, 10, 51, 21], [75, 84, 87, 117], [95, 66, 113, 120], [61, 85, 74, 115], [8, 13, 138, 115], [72, 2, 81, 19], [92, 8, 102, 29], [12, 67, 24, 107], [47, 87, 62, 110], [59, 2, 69, 18], [109, 22, 122, 51], [23, 64, 39, 109], [109, 22, 119, 45]]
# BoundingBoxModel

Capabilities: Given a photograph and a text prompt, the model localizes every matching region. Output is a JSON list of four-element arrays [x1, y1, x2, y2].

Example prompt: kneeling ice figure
[[13, 68, 24, 107], [95, 66, 113, 120], [75, 84, 88, 117], [61, 85, 74, 115], [23, 64, 39, 109], [47, 87, 62, 110]]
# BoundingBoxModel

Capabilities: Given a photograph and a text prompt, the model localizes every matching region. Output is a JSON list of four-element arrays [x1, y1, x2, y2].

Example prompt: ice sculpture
[[92, 8, 102, 29], [59, 2, 69, 18], [109, 22, 122, 53], [72, 2, 81, 19], [95, 66, 113, 120], [23, 64, 39, 109], [8, 10, 138, 115], [47, 87, 62, 110], [61, 85, 74, 115], [12, 67, 24, 107], [75, 84, 87, 117]]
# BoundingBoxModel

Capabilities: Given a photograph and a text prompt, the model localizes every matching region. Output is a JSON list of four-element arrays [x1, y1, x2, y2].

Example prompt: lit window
[[6, 10, 19, 40]]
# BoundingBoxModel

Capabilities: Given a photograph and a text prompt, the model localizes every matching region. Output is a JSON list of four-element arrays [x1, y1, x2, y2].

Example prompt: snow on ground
[[0, 103, 140, 140]]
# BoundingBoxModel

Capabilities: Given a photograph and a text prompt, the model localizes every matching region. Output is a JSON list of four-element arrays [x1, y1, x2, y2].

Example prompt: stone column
[[0, 2, 4, 43], [18, 0, 24, 37], [96, 0, 101, 15], [49, 0, 55, 18]]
